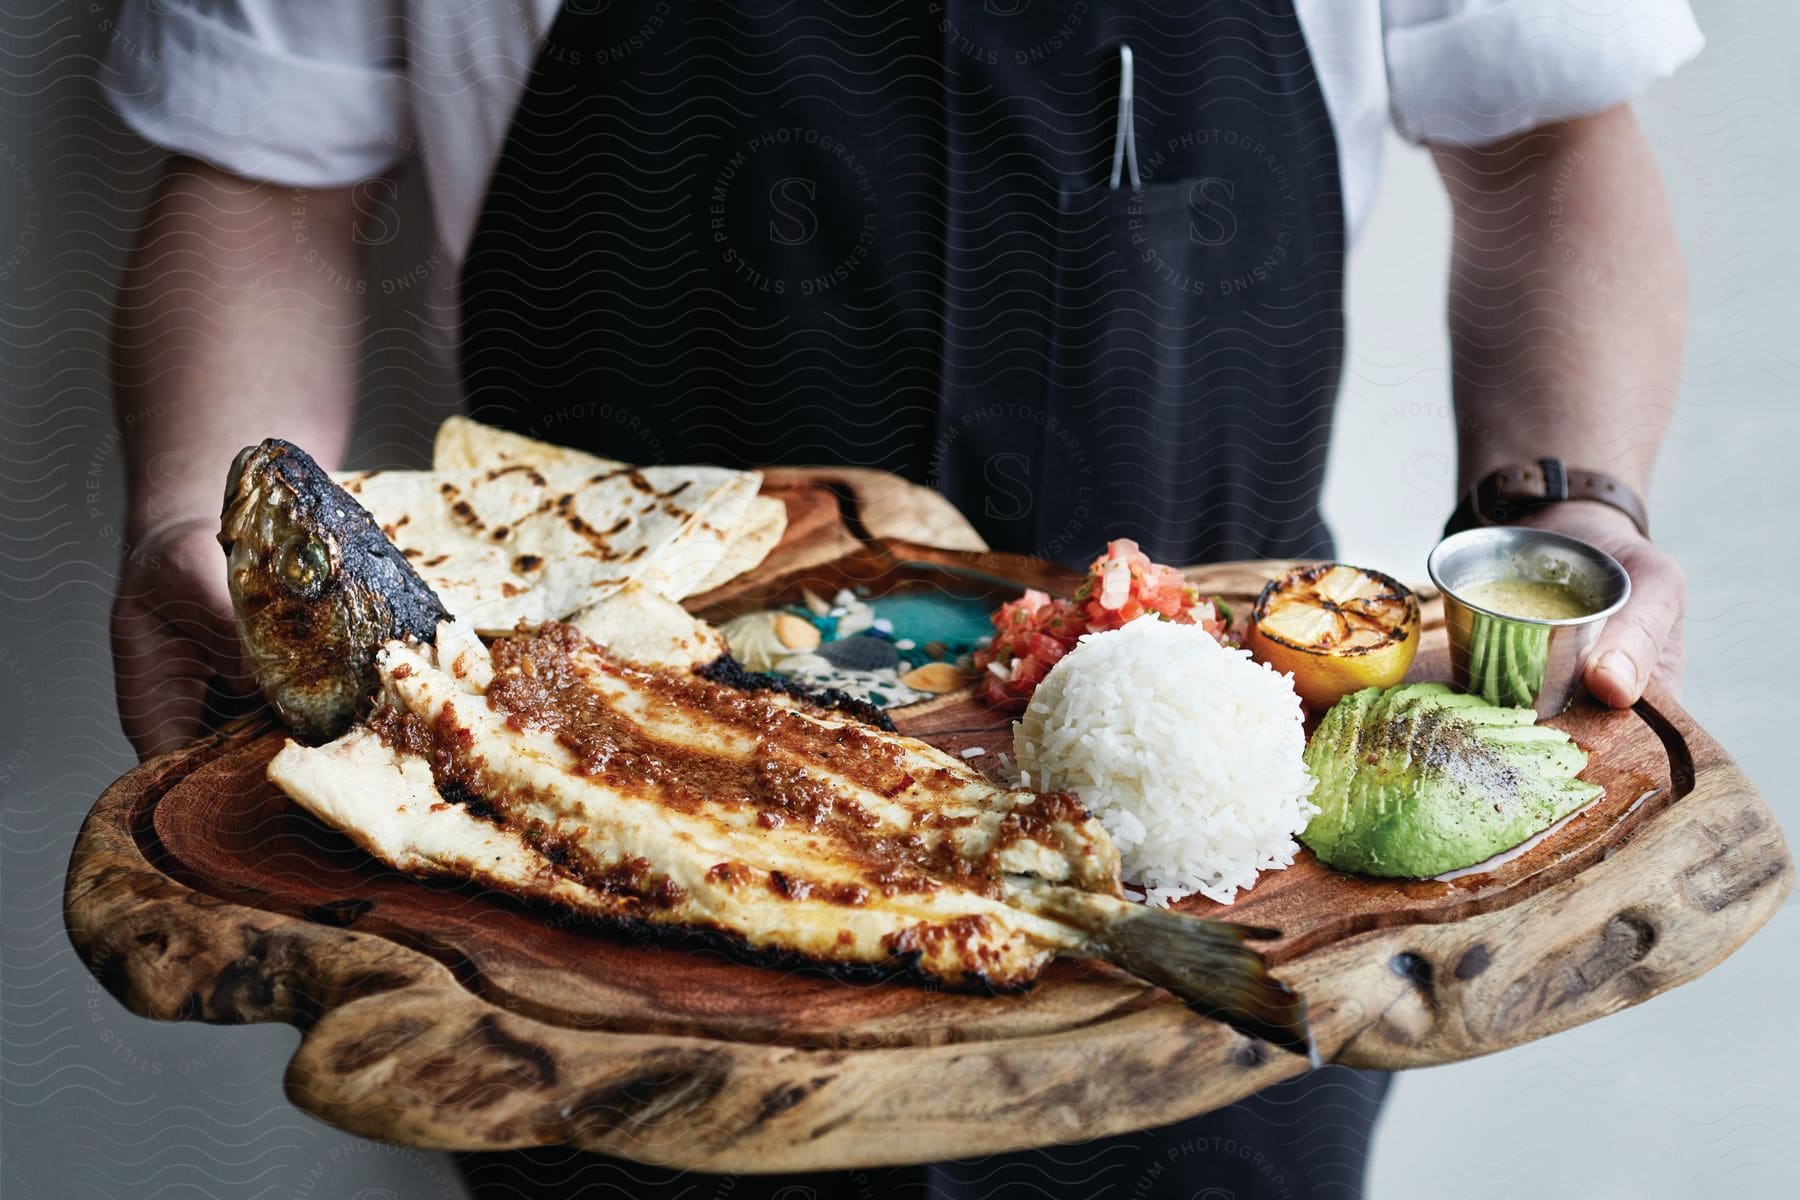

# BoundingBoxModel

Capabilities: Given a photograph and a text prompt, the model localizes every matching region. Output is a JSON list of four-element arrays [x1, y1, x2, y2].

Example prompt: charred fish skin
[[220, 438, 449, 740], [695, 652, 897, 731]]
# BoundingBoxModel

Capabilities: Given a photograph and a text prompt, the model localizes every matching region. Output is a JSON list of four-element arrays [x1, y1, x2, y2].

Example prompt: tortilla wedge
[[686, 490, 788, 595], [432, 415, 625, 475], [565, 580, 727, 670], [431, 416, 787, 598], [336, 459, 759, 635]]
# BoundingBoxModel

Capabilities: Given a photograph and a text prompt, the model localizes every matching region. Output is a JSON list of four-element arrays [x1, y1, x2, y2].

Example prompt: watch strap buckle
[[1537, 456, 1568, 502], [1448, 457, 1649, 539]]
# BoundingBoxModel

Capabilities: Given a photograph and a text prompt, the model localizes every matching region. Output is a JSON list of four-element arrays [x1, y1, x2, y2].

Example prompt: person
[[100, 2, 1701, 1197]]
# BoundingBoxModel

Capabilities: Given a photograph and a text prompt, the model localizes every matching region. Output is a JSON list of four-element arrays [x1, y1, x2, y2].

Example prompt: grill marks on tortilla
[[374, 623, 1085, 904], [438, 480, 486, 535], [657, 480, 693, 520], [433, 473, 613, 553], [332, 454, 771, 636], [552, 492, 645, 562], [595, 468, 695, 524], [485, 463, 549, 488], [418, 472, 651, 567]]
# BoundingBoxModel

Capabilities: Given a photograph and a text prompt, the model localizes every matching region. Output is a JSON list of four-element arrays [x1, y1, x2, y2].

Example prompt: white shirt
[[100, 0, 1703, 263]]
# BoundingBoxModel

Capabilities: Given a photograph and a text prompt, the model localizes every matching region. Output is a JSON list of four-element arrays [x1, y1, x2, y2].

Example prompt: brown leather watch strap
[[1446, 457, 1649, 538]]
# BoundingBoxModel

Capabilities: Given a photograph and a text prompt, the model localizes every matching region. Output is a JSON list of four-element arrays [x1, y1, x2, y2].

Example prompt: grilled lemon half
[[1247, 563, 1421, 710]]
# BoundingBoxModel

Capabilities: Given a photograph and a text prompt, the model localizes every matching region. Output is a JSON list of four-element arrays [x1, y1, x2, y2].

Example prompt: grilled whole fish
[[233, 441, 1313, 1055], [220, 439, 448, 739]]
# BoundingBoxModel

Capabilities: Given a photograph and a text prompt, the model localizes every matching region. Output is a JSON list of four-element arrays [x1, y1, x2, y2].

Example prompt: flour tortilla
[[685, 491, 788, 595], [567, 581, 727, 670], [432, 416, 786, 597], [432, 415, 627, 475], [338, 458, 760, 634]]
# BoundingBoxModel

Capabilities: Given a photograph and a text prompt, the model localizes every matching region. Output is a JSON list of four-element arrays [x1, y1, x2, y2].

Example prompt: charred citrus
[[1246, 563, 1421, 710]]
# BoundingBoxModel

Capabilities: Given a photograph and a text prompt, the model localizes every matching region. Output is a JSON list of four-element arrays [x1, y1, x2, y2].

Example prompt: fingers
[[112, 589, 216, 759], [111, 523, 249, 759], [175, 554, 254, 697], [1583, 542, 1686, 709]]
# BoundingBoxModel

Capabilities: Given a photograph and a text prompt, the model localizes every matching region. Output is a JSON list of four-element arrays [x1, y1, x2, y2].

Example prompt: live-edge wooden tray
[[64, 469, 1792, 1173]]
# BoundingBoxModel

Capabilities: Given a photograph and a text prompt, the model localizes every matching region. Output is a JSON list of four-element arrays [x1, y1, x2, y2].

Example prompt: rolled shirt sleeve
[[1382, 0, 1705, 145], [99, 0, 413, 186]]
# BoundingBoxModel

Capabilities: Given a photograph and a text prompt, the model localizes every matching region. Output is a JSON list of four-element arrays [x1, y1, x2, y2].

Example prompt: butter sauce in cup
[[1455, 577, 1595, 621], [1426, 527, 1631, 716]]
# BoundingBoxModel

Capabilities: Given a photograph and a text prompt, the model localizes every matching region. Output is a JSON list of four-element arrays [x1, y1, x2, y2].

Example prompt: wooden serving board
[[65, 471, 1792, 1174]]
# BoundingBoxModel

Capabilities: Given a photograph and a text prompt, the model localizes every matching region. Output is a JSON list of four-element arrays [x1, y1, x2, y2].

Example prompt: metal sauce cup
[[1426, 527, 1631, 717]]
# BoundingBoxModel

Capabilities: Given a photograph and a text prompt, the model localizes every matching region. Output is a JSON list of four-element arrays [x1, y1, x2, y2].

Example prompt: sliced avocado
[[1512, 622, 1551, 707], [1464, 616, 1489, 703], [1483, 619, 1506, 706], [1499, 622, 1530, 707], [1300, 683, 1602, 878], [1476, 723, 1589, 768], [1476, 615, 1504, 708], [1496, 620, 1521, 706], [1467, 617, 1550, 709], [1299, 686, 1382, 863]]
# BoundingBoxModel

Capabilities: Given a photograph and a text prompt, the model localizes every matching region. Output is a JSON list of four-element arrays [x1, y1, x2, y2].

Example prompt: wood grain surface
[[63, 474, 1793, 1173]]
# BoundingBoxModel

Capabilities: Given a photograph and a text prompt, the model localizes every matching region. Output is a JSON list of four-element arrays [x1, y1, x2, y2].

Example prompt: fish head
[[220, 439, 448, 740]]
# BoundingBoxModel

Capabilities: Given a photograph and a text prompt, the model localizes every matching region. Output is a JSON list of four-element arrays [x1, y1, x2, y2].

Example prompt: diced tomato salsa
[[973, 539, 1226, 710]]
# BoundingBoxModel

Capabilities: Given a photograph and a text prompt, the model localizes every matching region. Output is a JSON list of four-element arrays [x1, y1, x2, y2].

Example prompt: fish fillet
[[268, 618, 1311, 1051]]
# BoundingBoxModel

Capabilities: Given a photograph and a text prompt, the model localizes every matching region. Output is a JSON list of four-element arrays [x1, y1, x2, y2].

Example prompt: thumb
[[1583, 541, 1685, 709]]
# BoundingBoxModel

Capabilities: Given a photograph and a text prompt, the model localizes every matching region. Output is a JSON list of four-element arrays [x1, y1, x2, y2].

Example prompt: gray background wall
[[2, 2, 1793, 1197]]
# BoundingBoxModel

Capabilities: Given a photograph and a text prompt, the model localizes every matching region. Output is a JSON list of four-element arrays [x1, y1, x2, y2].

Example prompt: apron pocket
[[1036, 178, 1331, 562], [1033, 180, 1219, 560]]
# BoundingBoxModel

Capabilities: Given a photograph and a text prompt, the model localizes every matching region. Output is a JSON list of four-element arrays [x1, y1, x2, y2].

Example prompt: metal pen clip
[[1109, 42, 1140, 190]]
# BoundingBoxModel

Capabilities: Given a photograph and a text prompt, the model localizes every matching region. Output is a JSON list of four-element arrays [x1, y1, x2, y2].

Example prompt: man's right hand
[[112, 518, 251, 760]]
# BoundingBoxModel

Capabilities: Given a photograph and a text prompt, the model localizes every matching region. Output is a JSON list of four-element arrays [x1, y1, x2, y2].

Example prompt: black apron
[[461, 0, 1345, 567], [456, 3, 1384, 1196]]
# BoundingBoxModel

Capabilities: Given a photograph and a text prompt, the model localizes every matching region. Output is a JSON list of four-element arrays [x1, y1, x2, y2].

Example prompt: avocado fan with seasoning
[[1300, 683, 1602, 877]]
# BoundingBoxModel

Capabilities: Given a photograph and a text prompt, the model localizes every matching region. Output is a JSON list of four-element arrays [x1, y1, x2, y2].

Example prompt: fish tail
[[1091, 904, 1315, 1061]]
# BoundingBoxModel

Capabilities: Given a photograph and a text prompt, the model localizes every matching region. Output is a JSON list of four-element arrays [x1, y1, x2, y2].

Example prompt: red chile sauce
[[375, 623, 1096, 906]]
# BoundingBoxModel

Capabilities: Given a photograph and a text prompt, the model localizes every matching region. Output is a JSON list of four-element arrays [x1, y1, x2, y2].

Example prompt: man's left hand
[[1519, 500, 1685, 708]]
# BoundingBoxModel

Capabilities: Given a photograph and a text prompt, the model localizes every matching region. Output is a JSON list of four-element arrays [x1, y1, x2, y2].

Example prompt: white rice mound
[[1014, 616, 1316, 906]]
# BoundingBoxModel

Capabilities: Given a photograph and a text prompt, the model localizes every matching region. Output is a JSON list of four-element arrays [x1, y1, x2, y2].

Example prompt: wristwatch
[[1444, 457, 1649, 538]]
